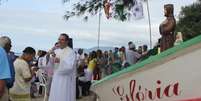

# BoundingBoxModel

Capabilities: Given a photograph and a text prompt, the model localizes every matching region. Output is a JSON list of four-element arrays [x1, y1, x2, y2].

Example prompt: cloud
[[0, 0, 197, 51]]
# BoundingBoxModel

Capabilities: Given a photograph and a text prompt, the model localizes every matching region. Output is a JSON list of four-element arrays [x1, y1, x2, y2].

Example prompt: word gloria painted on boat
[[112, 80, 181, 101]]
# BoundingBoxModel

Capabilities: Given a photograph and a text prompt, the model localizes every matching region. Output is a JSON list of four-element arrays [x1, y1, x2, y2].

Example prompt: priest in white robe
[[49, 33, 76, 101]]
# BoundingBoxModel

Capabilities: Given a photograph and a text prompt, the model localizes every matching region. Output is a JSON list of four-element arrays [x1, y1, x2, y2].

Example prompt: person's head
[[128, 41, 135, 49], [129, 43, 136, 50], [0, 36, 12, 53], [114, 47, 119, 53], [164, 4, 174, 17], [89, 51, 97, 60], [143, 45, 148, 52], [121, 46, 125, 53], [37, 50, 43, 57], [41, 51, 47, 57], [58, 33, 69, 49], [128, 41, 133, 45], [78, 48, 83, 55], [104, 51, 108, 56], [84, 53, 88, 58], [96, 49, 102, 57], [22, 47, 36, 62], [138, 46, 143, 54]]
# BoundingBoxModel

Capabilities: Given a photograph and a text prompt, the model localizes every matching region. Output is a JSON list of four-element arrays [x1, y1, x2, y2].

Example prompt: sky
[[0, 0, 197, 53]]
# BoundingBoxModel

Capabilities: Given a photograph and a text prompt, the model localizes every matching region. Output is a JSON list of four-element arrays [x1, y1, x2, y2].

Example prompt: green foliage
[[176, 0, 201, 41], [64, 0, 145, 21]]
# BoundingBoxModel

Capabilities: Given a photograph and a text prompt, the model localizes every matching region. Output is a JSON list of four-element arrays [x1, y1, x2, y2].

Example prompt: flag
[[130, 0, 144, 20], [103, 0, 111, 19]]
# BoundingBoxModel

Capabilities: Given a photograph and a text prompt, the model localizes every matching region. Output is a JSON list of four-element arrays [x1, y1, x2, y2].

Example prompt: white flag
[[131, 0, 144, 20]]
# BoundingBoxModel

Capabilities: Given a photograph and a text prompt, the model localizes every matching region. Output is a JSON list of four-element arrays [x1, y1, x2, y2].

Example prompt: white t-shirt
[[76, 53, 85, 67], [38, 56, 47, 69], [79, 69, 93, 82]]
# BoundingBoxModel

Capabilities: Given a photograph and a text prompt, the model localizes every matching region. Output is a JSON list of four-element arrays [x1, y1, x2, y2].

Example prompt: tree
[[0, 0, 7, 5], [176, 0, 201, 41], [63, 0, 146, 21], [0, 0, 2, 5]]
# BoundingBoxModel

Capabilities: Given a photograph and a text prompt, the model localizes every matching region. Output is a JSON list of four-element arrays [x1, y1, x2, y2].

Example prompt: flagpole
[[146, 0, 152, 49], [97, 3, 102, 49]]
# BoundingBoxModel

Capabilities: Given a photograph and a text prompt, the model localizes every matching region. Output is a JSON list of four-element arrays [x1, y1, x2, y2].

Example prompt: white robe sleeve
[[56, 50, 76, 75]]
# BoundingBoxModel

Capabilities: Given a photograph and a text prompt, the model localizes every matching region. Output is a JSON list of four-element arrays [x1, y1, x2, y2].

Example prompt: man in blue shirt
[[0, 46, 11, 101], [0, 36, 15, 89]]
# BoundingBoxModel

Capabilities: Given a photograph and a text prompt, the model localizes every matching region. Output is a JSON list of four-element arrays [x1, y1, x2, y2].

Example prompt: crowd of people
[[0, 33, 150, 101], [0, 34, 77, 101], [75, 42, 150, 99], [0, 29, 184, 101]]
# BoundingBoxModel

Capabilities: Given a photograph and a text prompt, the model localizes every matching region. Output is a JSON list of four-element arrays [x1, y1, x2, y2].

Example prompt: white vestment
[[49, 47, 76, 101]]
